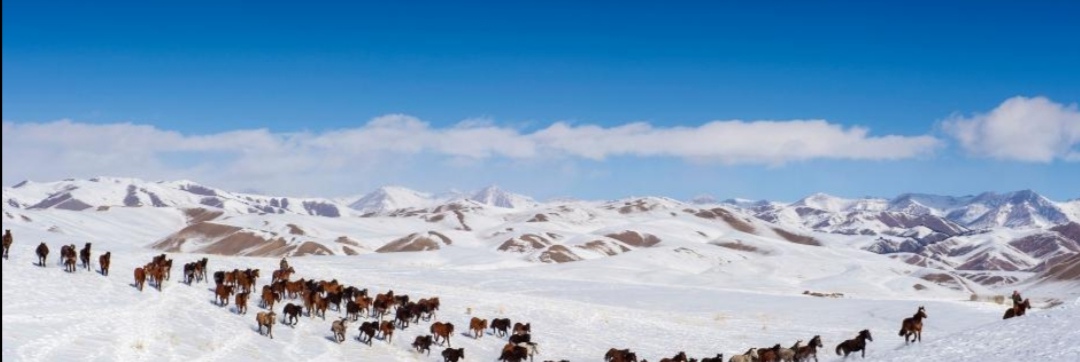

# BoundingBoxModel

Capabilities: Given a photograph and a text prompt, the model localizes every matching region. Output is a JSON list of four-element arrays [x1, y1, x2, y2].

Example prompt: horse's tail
[[898, 326, 905, 336], [835, 344, 842, 356]]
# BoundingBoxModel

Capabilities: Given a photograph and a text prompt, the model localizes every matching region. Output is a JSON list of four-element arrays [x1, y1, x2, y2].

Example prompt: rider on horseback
[[1011, 290, 1023, 306]]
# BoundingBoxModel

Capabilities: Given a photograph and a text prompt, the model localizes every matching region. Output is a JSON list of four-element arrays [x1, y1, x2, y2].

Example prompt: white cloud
[[2, 115, 940, 194], [944, 96, 1080, 162]]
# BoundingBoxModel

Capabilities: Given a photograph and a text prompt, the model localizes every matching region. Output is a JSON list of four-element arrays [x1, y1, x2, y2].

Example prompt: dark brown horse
[[836, 330, 872, 358], [605, 348, 638, 362], [35, 242, 49, 267], [79, 243, 92, 271], [442, 348, 465, 362], [413, 335, 434, 355], [282, 303, 303, 326], [358, 321, 378, 345], [98, 252, 111, 276], [2, 229, 12, 259], [794, 335, 823, 362], [899, 306, 927, 344], [491, 318, 512, 338], [1003, 299, 1031, 319]]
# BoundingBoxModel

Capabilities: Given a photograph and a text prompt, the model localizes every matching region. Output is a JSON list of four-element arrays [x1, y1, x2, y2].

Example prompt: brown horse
[[491, 318, 512, 338], [79, 243, 92, 271], [256, 312, 277, 339], [35, 242, 49, 267], [98, 252, 111, 276], [758, 344, 783, 362], [216, 285, 235, 307], [63, 253, 77, 273], [134, 267, 147, 291], [1003, 299, 1031, 319], [378, 320, 395, 343], [3, 229, 12, 259], [236, 292, 250, 315], [836, 330, 872, 358], [899, 306, 927, 344], [431, 322, 455, 347], [470, 317, 488, 339]]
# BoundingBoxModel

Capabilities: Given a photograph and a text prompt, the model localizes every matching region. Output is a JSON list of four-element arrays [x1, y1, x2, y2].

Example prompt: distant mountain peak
[[470, 185, 536, 209]]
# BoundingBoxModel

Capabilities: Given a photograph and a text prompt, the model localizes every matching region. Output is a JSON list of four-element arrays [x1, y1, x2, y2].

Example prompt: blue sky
[[3, 1, 1079, 201]]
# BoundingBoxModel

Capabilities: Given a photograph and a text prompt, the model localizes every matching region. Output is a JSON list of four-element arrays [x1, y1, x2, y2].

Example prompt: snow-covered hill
[[3, 177, 1078, 361], [3, 178, 1078, 291]]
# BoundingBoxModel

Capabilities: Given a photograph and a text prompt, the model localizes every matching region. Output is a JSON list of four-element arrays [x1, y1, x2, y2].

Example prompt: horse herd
[[2, 230, 1041, 361]]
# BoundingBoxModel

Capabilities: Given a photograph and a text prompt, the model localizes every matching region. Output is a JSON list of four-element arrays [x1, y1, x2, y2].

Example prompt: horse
[[491, 318, 512, 338], [605, 348, 639, 362], [79, 243, 92, 271], [58, 244, 74, 266], [1003, 299, 1031, 319], [516, 342, 541, 362], [470, 317, 488, 339], [256, 312, 277, 339], [794, 335, 823, 362], [216, 285, 235, 307], [63, 254, 77, 273], [779, 340, 803, 362], [431, 322, 455, 347], [98, 252, 111, 276], [282, 303, 303, 326], [394, 304, 413, 329], [413, 335, 434, 355], [700, 354, 724, 362], [513, 322, 532, 335], [899, 306, 928, 344], [2, 229, 12, 259], [331, 318, 348, 343], [235, 292, 250, 315], [35, 242, 49, 267], [510, 333, 532, 345], [134, 267, 147, 291], [728, 348, 758, 362], [442, 348, 465, 362], [758, 344, 783, 362], [659, 351, 688, 362], [836, 330, 873, 358], [378, 320, 395, 343], [500, 344, 529, 362], [358, 322, 378, 345]]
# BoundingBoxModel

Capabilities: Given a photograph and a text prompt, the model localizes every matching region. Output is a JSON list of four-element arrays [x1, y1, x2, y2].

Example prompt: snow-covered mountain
[[744, 190, 1074, 232], [469, 185, 538, 209], [347, 186, 433, 214], [4, 177, 349, 217]]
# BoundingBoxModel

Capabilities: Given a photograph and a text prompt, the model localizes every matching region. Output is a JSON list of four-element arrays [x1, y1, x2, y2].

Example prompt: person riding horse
[[280, 257, 289, 271], [1011, 290, 1023, 306]]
